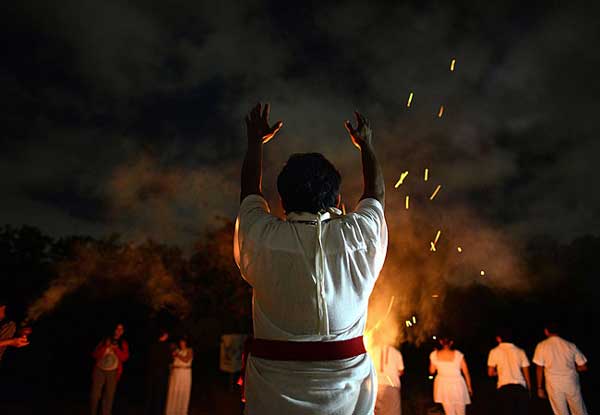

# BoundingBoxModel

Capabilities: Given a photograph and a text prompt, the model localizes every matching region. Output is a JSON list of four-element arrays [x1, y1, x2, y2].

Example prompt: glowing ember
[[480, 270, 486, 276], [429, 375, 434, 380], [407, 92, 414, 108], [434, 230, 441, 244], [457, 246, 463, 253], [429, 184, 442, 200], [405, 195, 410, 210], [412, 316, 416, 324], [424, 168, 429, 181], [438, 105, 444, 118], [432, 335, 437, 340], [430, 242, 436, 252], [394, 171, 409, 188], [450, 58, 456, 71]]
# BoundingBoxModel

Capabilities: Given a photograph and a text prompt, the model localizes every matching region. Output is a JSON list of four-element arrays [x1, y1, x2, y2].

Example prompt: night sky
[[2, 0, 599, 246]]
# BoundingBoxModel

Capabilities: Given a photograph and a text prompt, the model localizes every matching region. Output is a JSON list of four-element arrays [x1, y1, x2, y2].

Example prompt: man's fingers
[[344, 120, 355, 135], [262, 103, 270, 122], [354, 111, 362, 126], [271, 120, 283, 135], [251, 103, 261, 119]]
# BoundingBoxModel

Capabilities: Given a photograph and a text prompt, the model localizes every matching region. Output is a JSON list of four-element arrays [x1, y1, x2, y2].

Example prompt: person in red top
[[91, 323, 129, 415]]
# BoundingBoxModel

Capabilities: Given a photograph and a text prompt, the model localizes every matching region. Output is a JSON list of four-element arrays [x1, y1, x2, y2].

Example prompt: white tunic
[[165, 348, 193, 415], [234, 195, 388, 415], [533, 336, 588, 415], [487, 342, 529, 388]]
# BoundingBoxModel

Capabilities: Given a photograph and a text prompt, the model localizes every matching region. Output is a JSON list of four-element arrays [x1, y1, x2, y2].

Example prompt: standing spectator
[[91, 323, 129, 415], [487, 327, 531, 415], [0, 299, 29, 365], [165, 335, 193, 415], [371, 337, 404, 415], [144, 328, 172, 415], [533, 322, 588, 415], [429, 336, 473, 415]]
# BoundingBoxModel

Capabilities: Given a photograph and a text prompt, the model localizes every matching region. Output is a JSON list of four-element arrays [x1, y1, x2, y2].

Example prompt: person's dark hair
[[544, 321, 560, 334], [496, 327, 513, 342], [277, 153, 341, 214]]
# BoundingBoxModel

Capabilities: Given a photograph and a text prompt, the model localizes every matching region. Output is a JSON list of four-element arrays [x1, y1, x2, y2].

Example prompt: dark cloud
[[1, 0, 598, 246]]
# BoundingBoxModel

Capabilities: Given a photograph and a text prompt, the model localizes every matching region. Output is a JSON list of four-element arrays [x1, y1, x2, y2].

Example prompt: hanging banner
[[219, 333, 247, 373]]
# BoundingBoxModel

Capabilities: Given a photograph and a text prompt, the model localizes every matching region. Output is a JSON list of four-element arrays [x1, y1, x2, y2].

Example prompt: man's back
[[533, 336, 587, 379], [235, 195, 387, 340], [488, 343, 529, 388]]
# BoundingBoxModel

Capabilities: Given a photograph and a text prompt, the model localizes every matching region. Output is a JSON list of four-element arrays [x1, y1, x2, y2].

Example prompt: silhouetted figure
[[145, 328, 172, 415], [91, 323, 129, 415], [429, 336, 473, 415], [165, 335, 193, 415], [0, 299, 29, 365], [534, 322, 588, 415], [487, 327, 531, 415]]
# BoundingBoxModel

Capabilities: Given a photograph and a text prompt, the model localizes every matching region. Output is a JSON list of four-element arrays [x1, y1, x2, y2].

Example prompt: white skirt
[[165, 367, 192, 415]]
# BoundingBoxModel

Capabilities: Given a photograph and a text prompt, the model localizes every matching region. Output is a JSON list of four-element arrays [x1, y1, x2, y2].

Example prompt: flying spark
[[429, 185, 442, 200], [438, 105, 444, 118], [434, 230, 441, 244], [450, 58, 456, 71], [424, 168, 429, 181], [480, 270, 486, 276], [407, 92, 414, 108], [394, 171, 409, 188], [430, 242, 437, 252], [457, 246, 463, 253], [405, 195, 410, 210]]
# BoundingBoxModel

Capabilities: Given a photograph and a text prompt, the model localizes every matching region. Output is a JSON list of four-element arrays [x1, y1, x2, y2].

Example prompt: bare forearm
[[360, 143, 384, 206], [536, 365, 544, 388], [523, 367, 532, 390], [240, 141, 263, 202]]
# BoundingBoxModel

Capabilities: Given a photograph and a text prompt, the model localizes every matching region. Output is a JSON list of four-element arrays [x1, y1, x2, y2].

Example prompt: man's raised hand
[[344, 111, 373, 150], [245, 103, 283, 144]]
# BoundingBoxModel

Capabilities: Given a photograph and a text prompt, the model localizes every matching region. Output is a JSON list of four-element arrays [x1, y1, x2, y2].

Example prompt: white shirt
[[533, 336, 587, 382], [487, 342, 530, 388], [234, 195, 388, 414], [371, 344, 404, 388]]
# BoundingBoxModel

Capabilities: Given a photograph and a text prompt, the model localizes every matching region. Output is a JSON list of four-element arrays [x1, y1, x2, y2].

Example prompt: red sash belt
[[237, 336, 366, 403], [249, 336, 366, 361]]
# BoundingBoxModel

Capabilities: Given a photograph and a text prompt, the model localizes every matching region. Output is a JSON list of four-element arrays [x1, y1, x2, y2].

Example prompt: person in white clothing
[[487, 327, 531, 415], [371, 337, 404, 415], [234, 103, 387, 414], [429, 336, 473, 415], [533, 322, 588, 415], [165, 336, 193, 415]]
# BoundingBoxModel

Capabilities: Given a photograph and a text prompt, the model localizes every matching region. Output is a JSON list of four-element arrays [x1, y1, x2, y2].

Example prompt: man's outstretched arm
[[345, 112, 385, 208], [240, 103, 283, 203]]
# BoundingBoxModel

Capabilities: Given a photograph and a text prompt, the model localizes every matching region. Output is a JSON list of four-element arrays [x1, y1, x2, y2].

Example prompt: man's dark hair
[[277, 153, 341, 214], [545, 321, 560, 334], [496, 327, 514, 342]]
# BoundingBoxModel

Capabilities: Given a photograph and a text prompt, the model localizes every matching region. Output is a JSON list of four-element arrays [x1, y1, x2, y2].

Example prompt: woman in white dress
[[429, 336, 473, 415], [165, 336, 193, 415]]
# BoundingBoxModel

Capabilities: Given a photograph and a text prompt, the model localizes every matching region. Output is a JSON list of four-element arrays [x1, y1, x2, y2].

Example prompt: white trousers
[[441, 403, 465, 415], [546, 379, 588, 415]]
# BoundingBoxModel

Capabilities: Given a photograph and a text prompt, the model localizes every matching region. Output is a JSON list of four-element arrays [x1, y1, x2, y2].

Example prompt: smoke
[[25, 240, 191, 323], [105, 154, 239, 247]]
